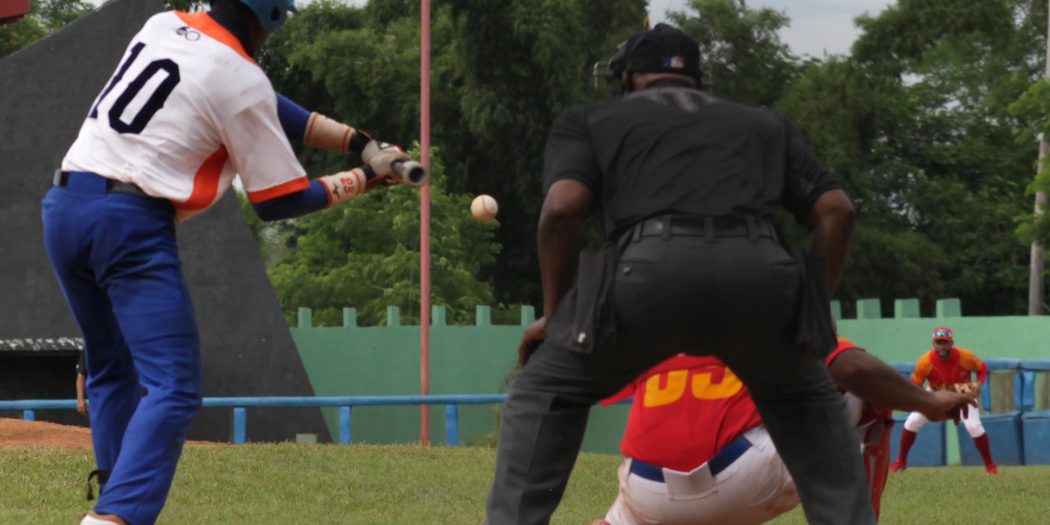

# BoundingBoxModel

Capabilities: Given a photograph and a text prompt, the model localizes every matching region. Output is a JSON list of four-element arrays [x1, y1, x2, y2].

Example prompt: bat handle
[[391, 160, 428, 187]]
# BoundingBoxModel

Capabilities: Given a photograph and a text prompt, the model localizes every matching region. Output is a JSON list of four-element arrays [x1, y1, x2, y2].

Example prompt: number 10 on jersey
[[90, 42, 181, 135]]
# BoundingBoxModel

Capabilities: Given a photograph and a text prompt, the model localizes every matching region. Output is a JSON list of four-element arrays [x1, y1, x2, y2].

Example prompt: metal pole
[[419, 0, 432, 445], [1029, 1, 1050, 315]]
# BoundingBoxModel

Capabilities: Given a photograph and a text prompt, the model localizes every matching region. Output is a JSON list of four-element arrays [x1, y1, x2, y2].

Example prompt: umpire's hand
[[921, 390, 978, 424], [518, 317, 546, 368]]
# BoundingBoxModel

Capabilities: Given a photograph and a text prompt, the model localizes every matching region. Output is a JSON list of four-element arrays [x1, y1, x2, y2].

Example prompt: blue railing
[[0, 394, 509, 446]]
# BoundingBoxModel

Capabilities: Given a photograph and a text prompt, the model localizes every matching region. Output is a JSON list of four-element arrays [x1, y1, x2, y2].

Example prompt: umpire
[[485, 24, 873, 525]]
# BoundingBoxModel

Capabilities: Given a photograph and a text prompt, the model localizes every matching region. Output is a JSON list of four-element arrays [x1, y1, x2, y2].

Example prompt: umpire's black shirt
[[542, 80, 840, 238]]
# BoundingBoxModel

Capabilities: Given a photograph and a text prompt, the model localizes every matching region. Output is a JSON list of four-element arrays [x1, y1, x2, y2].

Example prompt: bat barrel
[[392, 160, 428, 187]]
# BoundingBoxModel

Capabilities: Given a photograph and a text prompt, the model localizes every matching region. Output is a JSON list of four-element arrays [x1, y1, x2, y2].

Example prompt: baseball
[[471, 194, 498, 222]]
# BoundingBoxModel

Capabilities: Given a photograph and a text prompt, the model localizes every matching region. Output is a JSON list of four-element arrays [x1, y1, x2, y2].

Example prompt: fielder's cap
[[621, 23, 703, 81], [932, 326, 953, 342]]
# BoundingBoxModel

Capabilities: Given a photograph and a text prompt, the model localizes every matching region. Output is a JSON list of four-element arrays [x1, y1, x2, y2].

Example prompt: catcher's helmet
[[240, 0, 297, 32], [594, 23, 703, 86]]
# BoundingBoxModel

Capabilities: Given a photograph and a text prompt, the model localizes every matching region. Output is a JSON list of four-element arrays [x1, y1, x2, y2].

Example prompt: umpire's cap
[[612, 23, 703, 82]]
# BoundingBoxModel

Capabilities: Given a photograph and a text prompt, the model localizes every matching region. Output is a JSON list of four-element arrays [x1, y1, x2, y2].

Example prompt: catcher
[[890, 326, 997, 474], [590, 336, 975, 525]]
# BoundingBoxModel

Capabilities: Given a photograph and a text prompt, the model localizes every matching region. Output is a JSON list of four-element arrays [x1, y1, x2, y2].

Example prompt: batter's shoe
[[985, 463, 999, 475], [889, 459, 907, 472], [79, 512, 127, 525]]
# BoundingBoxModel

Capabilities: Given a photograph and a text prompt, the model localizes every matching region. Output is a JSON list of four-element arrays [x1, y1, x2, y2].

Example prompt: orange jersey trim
[[175, 11, 256, 64], [175, 146, 229, 211], [246, 176, 311, 203]]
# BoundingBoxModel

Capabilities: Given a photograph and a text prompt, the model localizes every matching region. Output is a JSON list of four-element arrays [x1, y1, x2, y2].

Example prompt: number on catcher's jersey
[[643, 366, 745, 407], [90, 41, 181, 135]]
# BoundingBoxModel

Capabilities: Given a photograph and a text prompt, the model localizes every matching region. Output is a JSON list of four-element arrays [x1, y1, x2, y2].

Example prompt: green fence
[[292, 305, 629, 453], [293, 298, 1050, 458]]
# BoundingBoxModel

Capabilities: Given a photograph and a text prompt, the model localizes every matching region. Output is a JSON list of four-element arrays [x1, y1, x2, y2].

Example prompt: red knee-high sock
[[973, 433, 995, 467], [896, 429, 917, 463]]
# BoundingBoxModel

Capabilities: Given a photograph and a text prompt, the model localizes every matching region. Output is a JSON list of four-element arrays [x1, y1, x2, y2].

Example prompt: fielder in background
[[891, 326, 997, 475], [591, 337, 975, 525], [42, 1, 413, 524]]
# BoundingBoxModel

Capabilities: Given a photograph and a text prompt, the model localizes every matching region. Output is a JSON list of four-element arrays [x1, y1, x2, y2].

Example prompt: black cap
[[620, 23, 702, 81]]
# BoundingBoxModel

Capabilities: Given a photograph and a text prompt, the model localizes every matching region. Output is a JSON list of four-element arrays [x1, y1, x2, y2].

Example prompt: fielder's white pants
[[604, 426, 798, 525], [903, 393, 985, 438]]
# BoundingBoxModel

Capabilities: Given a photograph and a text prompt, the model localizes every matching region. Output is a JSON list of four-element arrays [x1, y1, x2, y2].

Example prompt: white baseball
[[471, 194, 498, 222]]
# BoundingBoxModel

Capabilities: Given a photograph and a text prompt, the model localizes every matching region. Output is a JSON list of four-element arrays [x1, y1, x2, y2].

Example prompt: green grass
[[1, 445, 1047, 524]]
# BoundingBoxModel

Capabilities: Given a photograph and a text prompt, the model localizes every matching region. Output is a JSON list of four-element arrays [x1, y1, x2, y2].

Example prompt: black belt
[[628, 434, 753, 483], [53, 170, 150, 198], [631, 215, 777, 242]]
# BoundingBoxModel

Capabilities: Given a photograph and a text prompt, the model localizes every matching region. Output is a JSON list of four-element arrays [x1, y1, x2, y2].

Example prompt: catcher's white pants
[[903, 395, 985, 438], [604, 426, 798, 525]]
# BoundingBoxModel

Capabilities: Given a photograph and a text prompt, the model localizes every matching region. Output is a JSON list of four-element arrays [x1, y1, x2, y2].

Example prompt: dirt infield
[[0, 418, 94, 449], [0, 418, 218, 449]]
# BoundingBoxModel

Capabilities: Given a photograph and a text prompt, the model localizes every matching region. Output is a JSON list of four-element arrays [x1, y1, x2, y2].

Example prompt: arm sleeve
[[542, 106, 600, 195], [970, 353, 989, 384], [910, 358, 928, 386], [217, 76, 309, 203], [778, 113, 842, 224], [252, 179, 330, 221], [276, 93, 311, 143]]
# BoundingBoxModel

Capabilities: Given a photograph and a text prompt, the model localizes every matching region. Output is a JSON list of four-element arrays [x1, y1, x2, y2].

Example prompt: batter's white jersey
[[62, 11, 307, 222]]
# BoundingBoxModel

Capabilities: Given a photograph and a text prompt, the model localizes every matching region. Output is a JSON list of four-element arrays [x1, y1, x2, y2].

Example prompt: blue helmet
[[240, 0, 297, 32]]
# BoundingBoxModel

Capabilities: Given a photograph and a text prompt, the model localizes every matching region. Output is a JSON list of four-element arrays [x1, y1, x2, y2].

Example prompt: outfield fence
[[4, 360, 1049, 465], [0, 395, 509, 446]]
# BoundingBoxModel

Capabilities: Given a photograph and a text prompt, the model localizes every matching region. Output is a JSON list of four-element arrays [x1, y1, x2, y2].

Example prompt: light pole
[[419, 0, 432, 445]]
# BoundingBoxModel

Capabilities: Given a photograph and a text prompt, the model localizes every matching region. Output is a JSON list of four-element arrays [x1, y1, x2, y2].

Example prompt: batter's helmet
[[595, 23, 703, 86], [240, 0, 297, 32]]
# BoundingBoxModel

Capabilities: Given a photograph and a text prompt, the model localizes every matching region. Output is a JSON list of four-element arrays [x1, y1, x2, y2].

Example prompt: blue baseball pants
[[42, 171, 202, 525]]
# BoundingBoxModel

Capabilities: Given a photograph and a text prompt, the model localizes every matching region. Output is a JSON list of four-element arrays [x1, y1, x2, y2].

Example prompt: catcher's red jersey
[[602, 355, 763, 472], [911, 347, 988, 390]]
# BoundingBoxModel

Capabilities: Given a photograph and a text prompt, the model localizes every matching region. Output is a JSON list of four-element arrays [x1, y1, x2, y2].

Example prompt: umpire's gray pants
[[485, 234, 875, 525]]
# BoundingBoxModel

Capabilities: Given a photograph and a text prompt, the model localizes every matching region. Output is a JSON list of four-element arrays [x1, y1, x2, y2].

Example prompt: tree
[[439, 0, 648, 306], [785, 0, 1044, 314], [1, 0, 94, 58], [260, 0, 648, 310], [669, 0, 800, 106], [266, 145, 501, 326]]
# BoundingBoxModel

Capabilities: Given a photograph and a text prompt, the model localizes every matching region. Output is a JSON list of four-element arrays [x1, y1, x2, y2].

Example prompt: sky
[[647, 0, 894, 57], [85, 0, 893, 58]]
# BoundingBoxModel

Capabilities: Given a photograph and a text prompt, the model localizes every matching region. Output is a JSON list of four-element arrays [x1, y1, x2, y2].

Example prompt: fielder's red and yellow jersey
[[63, 11, 307, 222], [911, 347, 988, 390]]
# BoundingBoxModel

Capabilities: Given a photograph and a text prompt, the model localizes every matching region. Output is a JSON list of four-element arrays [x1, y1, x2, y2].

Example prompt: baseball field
[[1, 419, 1046, 524]]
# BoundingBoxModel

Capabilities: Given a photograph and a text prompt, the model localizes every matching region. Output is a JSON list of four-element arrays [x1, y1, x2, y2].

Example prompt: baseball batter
[[592, 337, 974, 525], [891, 326, 997, 475], [43, 2, 412, 524]]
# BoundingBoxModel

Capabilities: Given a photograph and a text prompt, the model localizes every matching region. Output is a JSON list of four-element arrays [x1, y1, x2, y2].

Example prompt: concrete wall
[[293, 305, 630, 452], [293, 298, 1050, 456]]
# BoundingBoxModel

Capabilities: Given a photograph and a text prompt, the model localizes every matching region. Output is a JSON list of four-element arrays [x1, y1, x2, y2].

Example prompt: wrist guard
[[303, 112, 372, 154], [319, 166, 375, 206]]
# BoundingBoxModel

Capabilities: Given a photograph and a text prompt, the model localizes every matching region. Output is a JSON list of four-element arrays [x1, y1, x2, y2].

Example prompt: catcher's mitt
[[950, 382, 979, 396]]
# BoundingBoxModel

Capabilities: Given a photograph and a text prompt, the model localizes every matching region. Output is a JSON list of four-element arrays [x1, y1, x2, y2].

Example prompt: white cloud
[[648, 0, 893, 57]]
